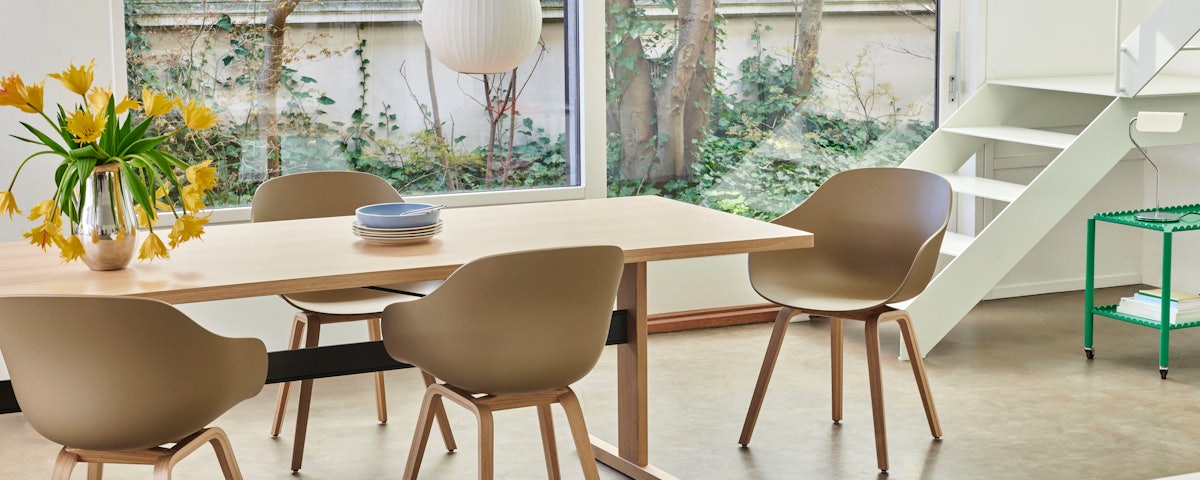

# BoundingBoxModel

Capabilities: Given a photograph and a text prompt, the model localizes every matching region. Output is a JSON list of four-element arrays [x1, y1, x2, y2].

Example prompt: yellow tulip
[[134, 204, 155, 228], [48, 59, 95, 96], [87, 87, 139, 115], [0, 190, 20, 219], [0, 74, 43, 114], [23, 217, 61, 251], [180, 183, 207, 212], [56, 235, 85, 263], [141, 88, 175, 117], [168, 214, 208, 248], [138, 232, 170, 261], [65, 107, 107, 144], [26, 198, 57, 222], [185, 159, 218, 190], [180, 99, 219, 130]]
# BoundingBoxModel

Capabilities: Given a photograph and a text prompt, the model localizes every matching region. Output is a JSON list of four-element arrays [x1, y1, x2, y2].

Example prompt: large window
[[605, 0, 938, 219], [125, 0, 578, 208]]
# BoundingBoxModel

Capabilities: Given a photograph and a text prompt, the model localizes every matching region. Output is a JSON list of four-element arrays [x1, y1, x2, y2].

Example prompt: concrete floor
[[4, 286, 1200, 479]]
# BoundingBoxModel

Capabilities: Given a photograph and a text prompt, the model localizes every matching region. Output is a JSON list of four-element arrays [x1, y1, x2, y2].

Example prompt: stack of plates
[[352, 220, 443, 246]]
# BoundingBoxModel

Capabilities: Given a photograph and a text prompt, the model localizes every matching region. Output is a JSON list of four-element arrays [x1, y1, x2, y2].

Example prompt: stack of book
[[1116, 289, 1200, 324]]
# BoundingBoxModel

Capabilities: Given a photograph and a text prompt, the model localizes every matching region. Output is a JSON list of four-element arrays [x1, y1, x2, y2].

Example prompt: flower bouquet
[[0, 59, 219, 269]]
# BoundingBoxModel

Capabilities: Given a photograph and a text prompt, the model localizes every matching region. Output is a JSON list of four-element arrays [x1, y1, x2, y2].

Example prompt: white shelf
[[941, 174, 1026, 203], [991, 74, 1200, 97], [941, 126, 1077, 149], [940, 231, 973, 258]]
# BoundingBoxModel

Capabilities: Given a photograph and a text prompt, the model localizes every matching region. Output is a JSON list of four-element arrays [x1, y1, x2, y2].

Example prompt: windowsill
[[187, 184, 593, 226]]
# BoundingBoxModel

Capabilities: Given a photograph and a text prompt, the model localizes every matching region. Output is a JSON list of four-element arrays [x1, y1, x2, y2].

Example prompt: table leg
[[591, 262, 680, 480], [1084, 218, 1095, 358], [1160, 232, 1173, 379]]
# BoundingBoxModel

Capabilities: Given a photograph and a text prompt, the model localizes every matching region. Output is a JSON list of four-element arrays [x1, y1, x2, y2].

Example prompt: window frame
[[115, 0, 606, 225]]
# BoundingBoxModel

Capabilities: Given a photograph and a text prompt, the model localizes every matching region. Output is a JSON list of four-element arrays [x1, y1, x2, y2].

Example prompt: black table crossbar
[[0, 311, 628, 414]]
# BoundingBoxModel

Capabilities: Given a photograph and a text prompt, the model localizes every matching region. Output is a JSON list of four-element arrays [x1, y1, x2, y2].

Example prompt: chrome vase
[[78, 163, 138, 271]]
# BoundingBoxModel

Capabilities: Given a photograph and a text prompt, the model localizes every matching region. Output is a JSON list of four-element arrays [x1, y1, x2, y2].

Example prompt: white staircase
[[898, 0, 1200, 357]]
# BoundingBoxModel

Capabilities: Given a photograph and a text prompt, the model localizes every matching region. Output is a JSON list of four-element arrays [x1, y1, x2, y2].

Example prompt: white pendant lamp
[[421, 0, 543, 74]]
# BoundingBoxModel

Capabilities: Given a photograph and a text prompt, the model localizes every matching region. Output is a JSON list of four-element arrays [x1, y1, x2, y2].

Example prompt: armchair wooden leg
[[831, 317, 844, 424], [207, 428, 245, 480], [270, 315, 306, 437], [51, 448, 79, 480], [291, 318, 322, 472], [369, 318, 388, 425], [402, 387, 442, 480], [421, 370, 458, 451], [894, 312, 942, 438], [740, 306, 798, 446], [537, 404, 562, 480], [477, 407, 495, 480], [864, 318, 889, 473], [87, 462, 103, 480], [558, 389, 601, 480]]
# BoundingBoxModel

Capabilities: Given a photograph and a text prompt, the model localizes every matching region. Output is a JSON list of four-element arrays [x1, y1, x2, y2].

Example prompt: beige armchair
[[251, 170, 455, 472], [380, 246, 625, 480], [0, 295, 266, 480], [738, 167, 951, 472]]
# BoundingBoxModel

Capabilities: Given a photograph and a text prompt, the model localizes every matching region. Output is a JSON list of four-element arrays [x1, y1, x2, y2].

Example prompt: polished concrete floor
[[4, 287, 1200, 479]]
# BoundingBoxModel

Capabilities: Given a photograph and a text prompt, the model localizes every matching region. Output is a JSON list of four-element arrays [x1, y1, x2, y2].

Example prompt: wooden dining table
[[0, 195, 812, 479]]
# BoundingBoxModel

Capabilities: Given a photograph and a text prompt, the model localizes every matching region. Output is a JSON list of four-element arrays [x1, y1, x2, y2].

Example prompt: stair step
[[941, 174, 1026, 203], [940, 231, 973, 257], [941, 126, 1077, 149]]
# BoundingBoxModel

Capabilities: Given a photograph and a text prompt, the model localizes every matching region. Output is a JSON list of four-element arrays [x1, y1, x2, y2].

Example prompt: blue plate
[[355, 202, 441, 229]]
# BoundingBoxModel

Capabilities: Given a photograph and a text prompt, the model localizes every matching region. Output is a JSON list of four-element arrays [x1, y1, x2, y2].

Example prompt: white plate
[[353, 220, 442, 234], [358, 235, 437, 246], [353, 225, 443, 239]]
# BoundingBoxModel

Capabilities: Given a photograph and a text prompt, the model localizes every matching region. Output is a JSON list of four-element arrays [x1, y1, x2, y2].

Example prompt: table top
[[0, 196, 812, 304], [1094, 204, 1200, 232]]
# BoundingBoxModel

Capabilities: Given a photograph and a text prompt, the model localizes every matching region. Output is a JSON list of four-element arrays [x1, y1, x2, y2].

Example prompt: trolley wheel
[[1084, 347, 1095, 360], [1160, 368, 1168, 380]]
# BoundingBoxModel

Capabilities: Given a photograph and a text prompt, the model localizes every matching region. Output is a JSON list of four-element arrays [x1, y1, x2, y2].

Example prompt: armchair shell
[[381, 245, 626, 395], [0, 295, 266, 452]]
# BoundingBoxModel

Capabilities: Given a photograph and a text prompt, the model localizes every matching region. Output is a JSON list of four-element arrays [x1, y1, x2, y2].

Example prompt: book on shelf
[[1116, 297, 1200, 324], [1136, 289, 1200, 303]]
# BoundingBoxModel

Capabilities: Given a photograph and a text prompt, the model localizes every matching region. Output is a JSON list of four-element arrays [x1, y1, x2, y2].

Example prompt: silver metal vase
[[78, 163, 138, 271]]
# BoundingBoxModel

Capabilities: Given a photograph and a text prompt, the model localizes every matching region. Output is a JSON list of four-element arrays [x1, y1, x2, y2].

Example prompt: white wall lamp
[[421, 0, 543, 74], [1129, 111, 1187, 222]]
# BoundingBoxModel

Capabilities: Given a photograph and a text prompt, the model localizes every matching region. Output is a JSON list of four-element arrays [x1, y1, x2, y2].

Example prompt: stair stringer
[[905, 93, 1200, 358]]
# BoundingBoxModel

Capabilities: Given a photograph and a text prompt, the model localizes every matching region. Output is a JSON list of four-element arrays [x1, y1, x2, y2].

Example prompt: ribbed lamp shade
[[421, 0, 543, 74]]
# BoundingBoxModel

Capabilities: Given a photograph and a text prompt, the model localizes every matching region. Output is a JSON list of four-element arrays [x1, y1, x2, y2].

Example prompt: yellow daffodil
[[138, 232, 170, 261], [65, 107, 107, 144], [48, 59, 94, 96], [180, 99, 219, 130], [0, 74, 43, 114], [0, 191, 20, 219], [56, 234, 84, 263], [23, 217, 62, 251], [185, 159, 218, 190], [86, 87, 139, 115], [180, 183, 207, 212], [26, 198, 57, 222], [141, 87, 175, 117], [168, 214, 208, 248]]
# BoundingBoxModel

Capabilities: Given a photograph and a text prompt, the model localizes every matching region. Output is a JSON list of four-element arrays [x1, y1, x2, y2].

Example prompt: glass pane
[[606, 1, 937, 219], [125, 0, 576, 208]]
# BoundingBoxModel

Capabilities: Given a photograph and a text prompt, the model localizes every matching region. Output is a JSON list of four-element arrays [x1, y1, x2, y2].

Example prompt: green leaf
[[117, 116, 156, 155], [215, 14, 233, 31], [125, 131, 173, 155], [300, 76, 317, 84], [317, 95, 336, 105], [19, 122, 67, 155]]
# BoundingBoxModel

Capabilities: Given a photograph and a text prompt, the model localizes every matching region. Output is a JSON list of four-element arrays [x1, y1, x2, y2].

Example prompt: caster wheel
[[1160, 368, 1168, 379], [1084, 347, 1094, 360]]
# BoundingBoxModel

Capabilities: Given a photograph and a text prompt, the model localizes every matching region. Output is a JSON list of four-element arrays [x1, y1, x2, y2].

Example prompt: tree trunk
[[792, 0, 824, 95], [256, 0, 301, 178], [654, 0, 715, 178], [683, 5, 717, 171], [606, 0, 659, 182]]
